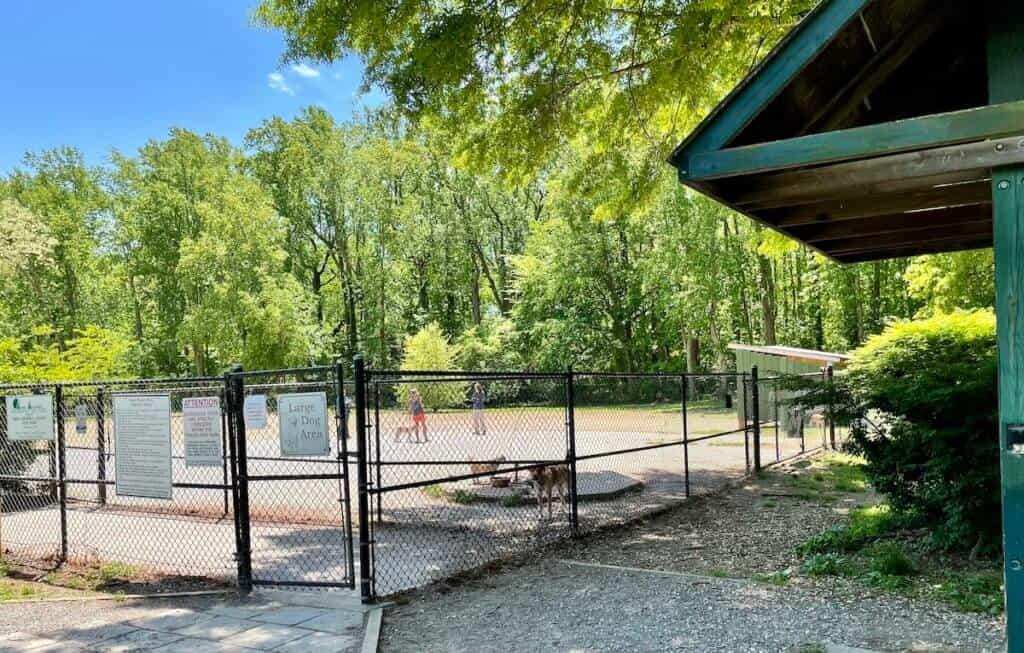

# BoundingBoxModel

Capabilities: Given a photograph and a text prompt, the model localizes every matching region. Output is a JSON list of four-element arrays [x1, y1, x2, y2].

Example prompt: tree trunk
[[470, 261, 482, 325], [757, 254, 777, 345]]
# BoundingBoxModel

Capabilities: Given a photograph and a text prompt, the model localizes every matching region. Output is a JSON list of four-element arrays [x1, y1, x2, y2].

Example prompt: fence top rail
[[229, 365, 337, 378], [366, 369, 747, 380], [367, 369, 565, 380], [0, 375, 224, 392]]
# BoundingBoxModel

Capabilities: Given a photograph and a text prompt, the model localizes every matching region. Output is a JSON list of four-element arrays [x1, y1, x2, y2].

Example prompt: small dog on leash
[[530, 464, 569, 519], [394, 425, 414, 442], [468, 455, 507, 483]]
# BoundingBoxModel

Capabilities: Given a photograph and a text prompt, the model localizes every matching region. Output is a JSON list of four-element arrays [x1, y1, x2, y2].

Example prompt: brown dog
[[468, 455, 507, 484], [530, 464, 569, 519]]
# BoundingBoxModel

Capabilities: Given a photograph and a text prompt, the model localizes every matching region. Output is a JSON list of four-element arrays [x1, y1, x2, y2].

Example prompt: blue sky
[[0, 0, 381, 172]]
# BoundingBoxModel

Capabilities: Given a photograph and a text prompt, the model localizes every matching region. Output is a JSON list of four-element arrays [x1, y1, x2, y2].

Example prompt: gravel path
[[380, 457, 1006, 652], [381, 559, 1004, 652]]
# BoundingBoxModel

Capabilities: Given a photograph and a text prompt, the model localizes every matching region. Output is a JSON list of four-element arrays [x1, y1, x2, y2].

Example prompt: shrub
[[846, 310, 998, 553], [784, 311, 998, 554], [866, 543, 916, 577]]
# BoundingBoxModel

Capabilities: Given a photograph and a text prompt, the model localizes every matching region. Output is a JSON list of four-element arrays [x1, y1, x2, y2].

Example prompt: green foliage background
[[0, 3, 996, 384]]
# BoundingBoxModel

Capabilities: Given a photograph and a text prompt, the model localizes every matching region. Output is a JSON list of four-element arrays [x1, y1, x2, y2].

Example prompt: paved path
[[0, 589, 373, 652]]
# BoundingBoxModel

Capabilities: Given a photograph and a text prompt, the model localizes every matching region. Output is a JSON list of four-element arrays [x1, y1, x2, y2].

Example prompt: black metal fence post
[[54, 384, 67, 563], [220, 385, 229, 516], [96, 386, 106, 506], [228, 364, 253, 593], [565, 367, 579, 534], [681, 374, 690, 498], [826, 364, 837, 450], [751, 366, 761, 472], [742, 373, 750, 473], [373, 382, 382, 525], [354, 355, 374, 603], [335, 361, 356, 589]]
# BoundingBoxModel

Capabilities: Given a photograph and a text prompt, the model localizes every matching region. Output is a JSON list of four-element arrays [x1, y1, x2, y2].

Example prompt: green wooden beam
[[668, 0, 871, 166], [683, 100, 1024, 181], [989, 1, 1024, 647]]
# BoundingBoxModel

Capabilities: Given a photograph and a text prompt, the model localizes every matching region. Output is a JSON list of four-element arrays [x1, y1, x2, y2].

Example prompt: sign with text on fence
[[243, 394, 268, 429], [278, 391, 329, 457], [5, 394, 54, 441], [182, 396, 222, 468], [113, 393, 172, 500]]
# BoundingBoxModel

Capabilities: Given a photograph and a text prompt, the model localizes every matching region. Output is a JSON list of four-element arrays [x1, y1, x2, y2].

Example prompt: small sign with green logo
[[5, 394, 54, 441]]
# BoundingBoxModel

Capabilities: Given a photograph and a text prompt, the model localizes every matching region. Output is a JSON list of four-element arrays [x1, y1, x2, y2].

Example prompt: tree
[[254, 0, 813, 181], [398, 322, 465, 408], [111, 129, 319, 374]]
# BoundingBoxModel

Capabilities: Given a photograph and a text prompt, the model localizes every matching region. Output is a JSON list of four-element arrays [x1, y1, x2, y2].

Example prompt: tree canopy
[[0, 2, 995, 382]]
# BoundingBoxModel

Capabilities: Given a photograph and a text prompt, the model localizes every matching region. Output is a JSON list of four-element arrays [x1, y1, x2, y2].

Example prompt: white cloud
[[267, 72, 295, 96], [291, 63, 320, 78]]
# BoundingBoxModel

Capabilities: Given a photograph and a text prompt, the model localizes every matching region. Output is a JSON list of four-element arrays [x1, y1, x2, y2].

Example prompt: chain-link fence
[[352, 366, 835, 599], [1, 362, 838, 602], [0, 368, 356, 591], [232, 366, 354, 589]]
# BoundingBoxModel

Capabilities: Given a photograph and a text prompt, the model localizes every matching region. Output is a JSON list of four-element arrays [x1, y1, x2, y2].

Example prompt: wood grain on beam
[[821, 221, 993, 256], [730, 136, 1024, 207], [835, 238, 992, 263], [763, 181, 992, 226], [787, 206, 990, 243], [684, 100, 1024, 181]]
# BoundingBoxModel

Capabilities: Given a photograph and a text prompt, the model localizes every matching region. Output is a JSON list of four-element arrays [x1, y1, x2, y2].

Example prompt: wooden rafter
[[764, 181, 992, 227], [798, 2, 954, 135], [728, 136, 1024, 208], [788, 205, 990, 243], [683, 100, 1024, 181]]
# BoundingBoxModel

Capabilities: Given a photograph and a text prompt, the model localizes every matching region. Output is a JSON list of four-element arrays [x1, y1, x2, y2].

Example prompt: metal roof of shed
[[728, 343, 849, 366]]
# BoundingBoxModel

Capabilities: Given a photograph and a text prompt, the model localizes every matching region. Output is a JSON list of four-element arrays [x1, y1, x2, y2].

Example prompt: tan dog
[[809, 413, 826, 430], [468, 455, 507, 484], [530, 464, 569, 519], [394, 425, 414, 442]]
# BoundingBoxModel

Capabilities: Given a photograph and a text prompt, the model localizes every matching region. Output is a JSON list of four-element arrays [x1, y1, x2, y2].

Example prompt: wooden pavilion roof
[[669, 0, 1015, 263]]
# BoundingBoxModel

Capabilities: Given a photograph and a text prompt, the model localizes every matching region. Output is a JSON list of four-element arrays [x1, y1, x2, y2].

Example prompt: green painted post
[[989, 2, 1024, 645]]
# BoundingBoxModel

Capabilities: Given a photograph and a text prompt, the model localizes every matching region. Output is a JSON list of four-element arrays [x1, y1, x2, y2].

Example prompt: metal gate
[[227, 364, 355, 590]]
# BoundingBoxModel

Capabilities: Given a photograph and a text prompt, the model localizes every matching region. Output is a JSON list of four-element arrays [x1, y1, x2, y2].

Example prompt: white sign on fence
[[243, 394, 268, 429], [113, 393, 172, 500], [5, 394, 54, 441], [182, 396, 222, 468], [74, 403, 88, 434], [278, 392, 329, 457]]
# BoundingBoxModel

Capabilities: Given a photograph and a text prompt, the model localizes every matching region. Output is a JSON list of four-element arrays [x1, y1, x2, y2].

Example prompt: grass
[[753, 570, 791, 586], [707, 567, 731, 578], [450, 490, 477, 505], [797, 504, 902, 555], [800, 553, 848, 577], [500, 493, 525, 508], [794, 502, 1003, 614], [42, 560, 145, 592], [423, 484, 445, 499], [796, 645, 827, 653], [782, 453, 869, 497]]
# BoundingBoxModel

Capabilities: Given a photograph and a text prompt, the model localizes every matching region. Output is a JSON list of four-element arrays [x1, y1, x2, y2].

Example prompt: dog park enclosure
[[668, 0, 1024, 645], [0, 364, 831, 600]]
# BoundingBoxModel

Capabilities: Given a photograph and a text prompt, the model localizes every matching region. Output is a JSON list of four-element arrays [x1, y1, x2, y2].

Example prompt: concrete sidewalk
[[0, 589, 378, 652]]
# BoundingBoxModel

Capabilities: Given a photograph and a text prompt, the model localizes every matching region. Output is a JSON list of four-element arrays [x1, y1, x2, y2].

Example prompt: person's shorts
[[413, 413, 426, 424]]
